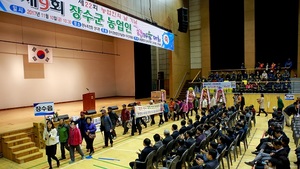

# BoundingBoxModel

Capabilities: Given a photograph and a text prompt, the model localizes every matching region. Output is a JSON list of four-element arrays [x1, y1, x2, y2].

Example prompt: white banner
[[0, 0, 174, 51], [203, 82, 236, 89], [28, 45, 53, 63], [135, 103, 163, 118], [34, 102, 55, 116], [285, 94, 294, 100]]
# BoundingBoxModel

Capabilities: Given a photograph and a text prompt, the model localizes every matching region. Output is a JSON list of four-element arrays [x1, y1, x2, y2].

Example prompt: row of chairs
[[133, 109, 254, 169]]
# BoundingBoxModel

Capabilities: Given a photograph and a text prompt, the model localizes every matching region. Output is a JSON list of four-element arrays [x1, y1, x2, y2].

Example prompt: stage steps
[[1, 132, 43, 164]]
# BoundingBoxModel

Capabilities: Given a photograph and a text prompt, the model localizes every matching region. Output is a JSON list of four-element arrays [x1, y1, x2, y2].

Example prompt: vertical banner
[[28, 45, 53, 63]]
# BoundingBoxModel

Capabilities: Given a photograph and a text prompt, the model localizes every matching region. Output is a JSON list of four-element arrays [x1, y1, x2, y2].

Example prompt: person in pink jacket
[[68, 121, 85, 164]]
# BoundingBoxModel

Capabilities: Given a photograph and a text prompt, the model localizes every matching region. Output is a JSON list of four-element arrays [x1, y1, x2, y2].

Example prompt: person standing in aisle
[[121, 104, 130, 135], [240, 93, 245, 111], [43, 120, 60, 169], [277, 96, 284, 112], [57, 118, 69, 160], [68, 121, 85, 164], [163, 100, 170, 122], [257, 94, 268, 116]]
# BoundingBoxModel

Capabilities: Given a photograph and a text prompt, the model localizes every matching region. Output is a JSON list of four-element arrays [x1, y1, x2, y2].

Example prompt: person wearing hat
[[100, 109, 114, 148], [121, 104, 130, 135], [74, 111, 88, 151]]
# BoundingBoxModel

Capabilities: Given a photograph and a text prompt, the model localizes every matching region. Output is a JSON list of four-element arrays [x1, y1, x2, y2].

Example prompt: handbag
[[88, 133, 96, 139]]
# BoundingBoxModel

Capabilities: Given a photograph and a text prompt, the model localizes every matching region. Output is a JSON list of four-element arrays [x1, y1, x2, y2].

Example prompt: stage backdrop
[[0, 13, 135, 109]]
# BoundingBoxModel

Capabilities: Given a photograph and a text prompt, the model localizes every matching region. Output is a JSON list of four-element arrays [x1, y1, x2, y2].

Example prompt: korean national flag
[[28, 45, 53, 63]]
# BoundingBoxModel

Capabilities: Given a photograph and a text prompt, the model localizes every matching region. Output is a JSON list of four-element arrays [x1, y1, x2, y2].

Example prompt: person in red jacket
[[121, 104, 130, 135], [68, 121, 85, 164]]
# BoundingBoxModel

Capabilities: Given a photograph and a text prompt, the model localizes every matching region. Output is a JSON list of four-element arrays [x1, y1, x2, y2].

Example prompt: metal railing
[[191, 70, 202, 83], [189, 80, 300, 94]]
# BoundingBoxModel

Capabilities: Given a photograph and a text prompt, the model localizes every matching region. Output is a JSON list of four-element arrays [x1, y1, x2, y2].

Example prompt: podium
[[82, 92, 96, 111]]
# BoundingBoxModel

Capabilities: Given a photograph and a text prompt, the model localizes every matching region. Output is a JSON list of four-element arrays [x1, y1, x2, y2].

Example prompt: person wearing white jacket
[[43, 120, 60, 169]]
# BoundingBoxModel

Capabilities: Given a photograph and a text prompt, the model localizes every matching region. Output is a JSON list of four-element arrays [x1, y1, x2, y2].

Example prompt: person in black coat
[[193, 115, 201, 128], [199, 111, 207, 124], [107, 107, 119, 139], [191, 149, 219, 169], [129, 138, 155, 169], [184, 130, 196, 148], [163, 139, 188, 167], [283, 102, 298, 127], [179, 120, 188, 134], [74, 111, 87, 150], [171, 124, 180, 139]]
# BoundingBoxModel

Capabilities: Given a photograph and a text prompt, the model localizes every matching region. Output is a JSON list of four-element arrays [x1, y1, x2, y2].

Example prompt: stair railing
[[174, 71, 190, 99], [191, 70, 202, 83]]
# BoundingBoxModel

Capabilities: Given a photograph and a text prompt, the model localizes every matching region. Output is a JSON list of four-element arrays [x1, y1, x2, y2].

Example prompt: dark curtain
[[255, 0, 299, 69], [134, 42, 152, 99], [209, 0, 245, 70]]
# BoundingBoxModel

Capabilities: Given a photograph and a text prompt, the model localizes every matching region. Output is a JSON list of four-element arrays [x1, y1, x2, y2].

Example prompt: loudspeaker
[[58, 114, 69, 120], [108, 106, 119, 110], [177, 7, 188, 33], [86, 110, 97, 115], [128, 102, 136, 107], [158, 71, 164, 80], [157, 79, 164, 90]]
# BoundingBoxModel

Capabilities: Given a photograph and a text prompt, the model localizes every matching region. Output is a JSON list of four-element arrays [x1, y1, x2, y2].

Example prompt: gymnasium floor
[[0, 97, 297, 169]]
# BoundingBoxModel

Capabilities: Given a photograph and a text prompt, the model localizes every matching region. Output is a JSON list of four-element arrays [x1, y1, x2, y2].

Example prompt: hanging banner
[[203, 82, 236, 89], [34, 102, 55, 116], [0, 0, 174, 51], [135, 103, 163, 118], [28, 45, 53, 63]]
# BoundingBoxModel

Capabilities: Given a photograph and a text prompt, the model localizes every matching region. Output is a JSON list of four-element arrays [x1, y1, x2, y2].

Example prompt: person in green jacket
[[277, 96, 284, 112], [57, 118, 70, 160]]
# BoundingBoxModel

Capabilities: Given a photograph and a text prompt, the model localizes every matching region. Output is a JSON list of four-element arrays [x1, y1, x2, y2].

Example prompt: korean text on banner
[[285, 94, 294, 100], [28, 45, 53, 63], [34, 102, 55, 116], [203, 82, 234, 89], [135, 103, 163, 118], [0, 0, 174, 51]]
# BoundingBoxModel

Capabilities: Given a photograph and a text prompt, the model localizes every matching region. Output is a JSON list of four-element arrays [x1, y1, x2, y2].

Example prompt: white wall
[[0, 13, 135, 109]]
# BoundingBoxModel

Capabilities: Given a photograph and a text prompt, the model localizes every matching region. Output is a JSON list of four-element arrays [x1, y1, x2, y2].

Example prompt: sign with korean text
[[203, 82, 236, 89], [28, 45, 53, 63], [285, 94, 294, 100], [135, 103, 163, 118], [0, 0, 174, 51], [34, 102, 55, 116]]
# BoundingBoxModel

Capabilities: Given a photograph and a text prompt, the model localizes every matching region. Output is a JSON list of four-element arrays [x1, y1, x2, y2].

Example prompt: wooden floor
[[0, 97, 297, 169]]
